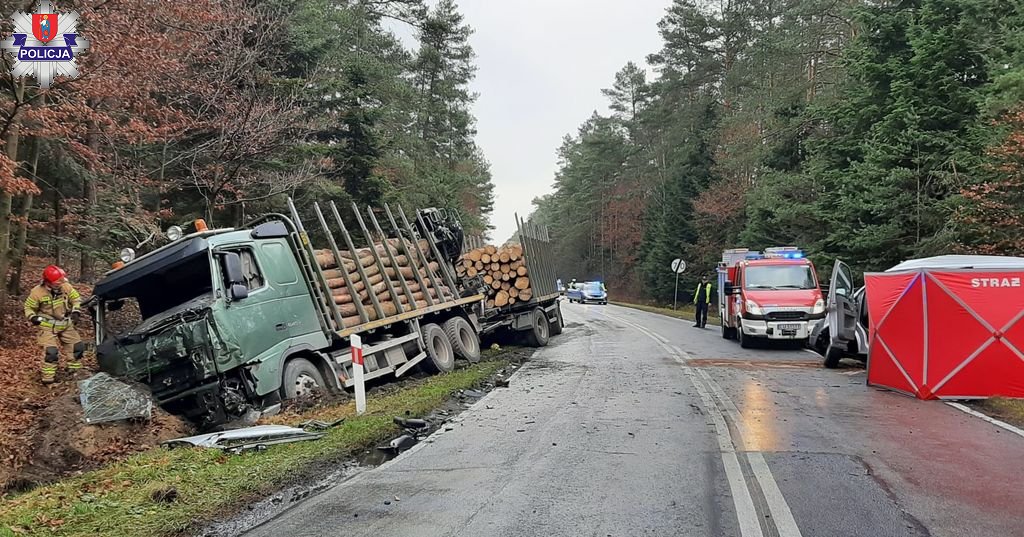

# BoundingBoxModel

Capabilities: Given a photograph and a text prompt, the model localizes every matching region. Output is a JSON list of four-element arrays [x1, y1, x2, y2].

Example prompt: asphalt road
[[239, 302, 1024, 537]]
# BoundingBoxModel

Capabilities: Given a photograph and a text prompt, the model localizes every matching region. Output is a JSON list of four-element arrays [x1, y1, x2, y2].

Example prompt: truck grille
[[766, 311, 807, 321]]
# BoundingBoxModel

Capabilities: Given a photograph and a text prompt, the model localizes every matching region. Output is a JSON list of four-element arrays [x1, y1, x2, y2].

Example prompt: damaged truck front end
[[92, 235, 267, 428]]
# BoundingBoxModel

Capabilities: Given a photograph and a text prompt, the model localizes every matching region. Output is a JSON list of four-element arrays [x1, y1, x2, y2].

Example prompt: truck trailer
[[89, 199, 559, 428], [718, 247, 826, 348]]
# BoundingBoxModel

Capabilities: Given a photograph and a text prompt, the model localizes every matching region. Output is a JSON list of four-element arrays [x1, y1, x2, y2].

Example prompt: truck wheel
[[721, 323, 736, 340], [421, 323, 456, 373], [281, 358, 327, 399], [738, 328, 754, 349], [824, 345, 843, 369], [444, 317, 481, 363], [523, 308, 550, 347], [549, 303, 564, 336]]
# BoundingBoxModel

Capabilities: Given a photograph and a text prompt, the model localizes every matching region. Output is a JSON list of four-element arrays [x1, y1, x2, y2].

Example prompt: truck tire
[[421, 323, 456, 373], [549, 303, 564, 336], [523, 308, 550, 347], [824, 345, 843, 369], [721, 322, 736, 340], [281, 357, 327, 399], [444, 316, 481, 363], [738, 328, 754, 349]]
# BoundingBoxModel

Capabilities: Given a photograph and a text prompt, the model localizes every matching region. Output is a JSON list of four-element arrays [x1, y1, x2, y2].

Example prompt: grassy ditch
[[610, 301, 721, 324], [0, 359, 509, 537], [971, 397, 1024, 429]]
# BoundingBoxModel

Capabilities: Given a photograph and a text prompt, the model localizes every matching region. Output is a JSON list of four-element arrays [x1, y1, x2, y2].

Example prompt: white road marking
[[601, 311, 805, 537], [697, 369, 803, 537], [946, 402, 1024, 439]]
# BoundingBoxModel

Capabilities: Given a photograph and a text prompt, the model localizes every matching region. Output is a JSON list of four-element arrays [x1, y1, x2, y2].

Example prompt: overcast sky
[[395, 1, 672, 243], [462, 0, 670, 242]]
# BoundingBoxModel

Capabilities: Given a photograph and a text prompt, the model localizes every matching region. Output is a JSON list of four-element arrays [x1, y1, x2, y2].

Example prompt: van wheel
[[281, 358, 326, 399], [421, 323, 456, 373], [824, 346, 843, 369], [523, 308, 550, 347], [444, 317, 481, 363], [549, 303, 564, 336]]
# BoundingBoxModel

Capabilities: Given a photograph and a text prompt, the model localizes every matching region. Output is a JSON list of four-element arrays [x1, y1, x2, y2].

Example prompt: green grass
[[0, 360, 508, 537], [610, 301, 721, 324], [973, 397, 1024, 429]]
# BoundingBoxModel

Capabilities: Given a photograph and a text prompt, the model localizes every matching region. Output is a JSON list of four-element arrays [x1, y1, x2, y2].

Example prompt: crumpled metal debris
[[78, 372, 153, 424], [162, 425, 325, 451], [377, 434, 417, 454], [298, 418, 345, 431]]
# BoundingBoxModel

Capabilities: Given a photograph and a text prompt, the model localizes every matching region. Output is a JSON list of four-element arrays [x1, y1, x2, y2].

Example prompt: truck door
[[827, 260, 858, 349], [214, 246, 293, 368]]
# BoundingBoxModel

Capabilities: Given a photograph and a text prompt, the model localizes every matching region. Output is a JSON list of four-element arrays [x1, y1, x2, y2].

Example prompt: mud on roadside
[[194, 347, 533, 537]]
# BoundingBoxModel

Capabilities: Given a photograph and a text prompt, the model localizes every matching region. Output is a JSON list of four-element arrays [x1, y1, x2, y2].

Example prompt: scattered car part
[[162, 425, 325, 451], [393, 417, 428, 428], [377, 434, 417, 454], [78, 372, 153, 425]]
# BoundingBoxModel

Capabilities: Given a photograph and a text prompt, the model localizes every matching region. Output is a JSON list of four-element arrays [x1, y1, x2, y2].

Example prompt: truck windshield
[[98, 253, 214, 338], [744, 265, 816, 290]]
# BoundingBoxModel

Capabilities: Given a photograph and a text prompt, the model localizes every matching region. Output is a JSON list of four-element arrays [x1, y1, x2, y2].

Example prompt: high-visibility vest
[[694, 282, 712, 304]]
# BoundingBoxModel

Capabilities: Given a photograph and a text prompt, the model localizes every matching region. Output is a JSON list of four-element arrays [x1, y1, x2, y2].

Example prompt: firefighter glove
[[30, 315, 44, 326], [71, 311, 81, 324]]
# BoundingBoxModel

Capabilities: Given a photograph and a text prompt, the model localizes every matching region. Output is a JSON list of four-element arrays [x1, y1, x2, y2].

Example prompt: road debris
[[78, 372, 153, 425], [161, 425, 325, 451], [393, 417, 428, 428], [298, 418, 345, 431], [378, 434, 417, 454], [495, 378, 510, 388]]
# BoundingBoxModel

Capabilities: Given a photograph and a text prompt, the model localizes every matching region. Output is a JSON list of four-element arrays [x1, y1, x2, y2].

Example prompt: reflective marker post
[[352, 334, 366, 415]]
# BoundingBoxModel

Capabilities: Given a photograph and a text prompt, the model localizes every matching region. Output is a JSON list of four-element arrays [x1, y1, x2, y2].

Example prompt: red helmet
[[42, 265, 67, 284]]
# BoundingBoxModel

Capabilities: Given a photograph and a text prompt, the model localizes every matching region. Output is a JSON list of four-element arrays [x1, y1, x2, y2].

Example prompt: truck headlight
[[119, 248, 135, 263], [745, 300, 763, 315], [166, 225, 183, 241], [812, 298, 825, 314]]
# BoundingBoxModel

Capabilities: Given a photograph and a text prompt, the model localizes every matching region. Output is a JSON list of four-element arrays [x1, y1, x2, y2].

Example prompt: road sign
[[671, 259, 687, 310]]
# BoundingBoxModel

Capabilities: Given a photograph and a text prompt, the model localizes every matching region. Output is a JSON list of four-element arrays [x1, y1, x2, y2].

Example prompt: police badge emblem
[[1, 1, 89, 88]]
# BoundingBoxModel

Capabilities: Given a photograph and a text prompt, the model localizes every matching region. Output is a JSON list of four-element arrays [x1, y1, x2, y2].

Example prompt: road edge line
[[946, 402, 1024, 439]]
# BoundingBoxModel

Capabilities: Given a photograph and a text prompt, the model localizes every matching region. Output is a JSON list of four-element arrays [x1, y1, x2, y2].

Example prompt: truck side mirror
[[723, 282, 734, 295], [220, 252, 248, 300]]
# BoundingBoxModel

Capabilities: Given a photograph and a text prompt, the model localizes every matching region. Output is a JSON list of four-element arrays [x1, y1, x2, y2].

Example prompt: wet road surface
[[238, 302, 1024, 537]]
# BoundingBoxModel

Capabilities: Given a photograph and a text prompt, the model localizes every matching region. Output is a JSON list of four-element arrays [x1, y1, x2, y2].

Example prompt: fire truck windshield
[[744, 265, 816, 290]]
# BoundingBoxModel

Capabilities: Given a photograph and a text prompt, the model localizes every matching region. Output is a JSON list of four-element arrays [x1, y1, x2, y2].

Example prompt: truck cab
[[90, 221, 332, 427], [718, 247, 826, 348]]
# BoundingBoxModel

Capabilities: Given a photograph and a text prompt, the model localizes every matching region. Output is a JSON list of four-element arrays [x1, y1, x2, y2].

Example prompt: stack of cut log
[[456, 244, 533, 309], [314, 238, 454, 328]]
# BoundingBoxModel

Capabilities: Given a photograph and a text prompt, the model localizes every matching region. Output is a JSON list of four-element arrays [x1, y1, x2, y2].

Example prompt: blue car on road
[[567, 281, 607, 305]]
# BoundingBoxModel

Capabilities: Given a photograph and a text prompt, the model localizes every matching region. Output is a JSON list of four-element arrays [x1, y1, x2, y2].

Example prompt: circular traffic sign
[[671, 259, 686, 274]]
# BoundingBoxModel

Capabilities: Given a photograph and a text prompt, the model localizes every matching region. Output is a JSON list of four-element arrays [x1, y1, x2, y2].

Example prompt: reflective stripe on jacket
[[24, 283, 81, 328], [694, 282, 712, 304]]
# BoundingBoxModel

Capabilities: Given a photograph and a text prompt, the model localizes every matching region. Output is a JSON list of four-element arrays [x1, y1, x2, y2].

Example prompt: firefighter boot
[[41, 346, 59, 384], [67, 342, 87, 380]]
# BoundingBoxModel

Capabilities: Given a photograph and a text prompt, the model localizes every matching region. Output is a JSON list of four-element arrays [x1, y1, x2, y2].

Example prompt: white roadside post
[[352, 334, 366, 415]]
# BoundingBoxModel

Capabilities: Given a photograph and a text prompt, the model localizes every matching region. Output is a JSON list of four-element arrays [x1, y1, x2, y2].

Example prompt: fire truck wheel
[[738, 328, 754, 349], [721, 323, 736, 340], [421, 323, 456, 373], [444, 316, 481, 363]]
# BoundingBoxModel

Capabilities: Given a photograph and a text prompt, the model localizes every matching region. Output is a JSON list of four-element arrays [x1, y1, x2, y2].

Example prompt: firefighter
[[24, 265, 85, 384], [693, 274, 712, 329]]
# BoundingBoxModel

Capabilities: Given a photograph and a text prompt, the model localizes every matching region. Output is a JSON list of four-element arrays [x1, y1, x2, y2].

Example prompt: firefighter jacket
[[24, 283, 82, 330], [694, 282, 713, 304]]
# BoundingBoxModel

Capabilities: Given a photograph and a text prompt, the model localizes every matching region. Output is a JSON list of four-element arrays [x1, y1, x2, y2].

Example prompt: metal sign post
[[352, 334, 366, 415], [671, 259, 687, 310]]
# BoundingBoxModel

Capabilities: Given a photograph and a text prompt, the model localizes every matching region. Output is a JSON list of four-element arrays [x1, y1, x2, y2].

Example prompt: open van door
[[825, 259, 858, 368]]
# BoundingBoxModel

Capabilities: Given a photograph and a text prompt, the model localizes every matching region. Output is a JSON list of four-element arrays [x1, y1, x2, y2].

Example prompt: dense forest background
[[533, 0, 1024, 302], [0, 0, 494, 324]]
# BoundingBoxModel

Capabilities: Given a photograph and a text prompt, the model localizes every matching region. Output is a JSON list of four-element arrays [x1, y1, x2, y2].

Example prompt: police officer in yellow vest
[[24, 265, 85, 384], [693, 275, 712, 329]]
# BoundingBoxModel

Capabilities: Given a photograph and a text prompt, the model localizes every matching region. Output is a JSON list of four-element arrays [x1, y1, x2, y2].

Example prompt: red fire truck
[[717, 247, 826, 348]]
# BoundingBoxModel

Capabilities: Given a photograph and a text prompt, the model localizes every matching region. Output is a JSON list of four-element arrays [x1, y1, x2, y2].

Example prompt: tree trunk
[[8, 131, 42, 294], [80, 102, 101, 281], [0, 80, 24, 336]]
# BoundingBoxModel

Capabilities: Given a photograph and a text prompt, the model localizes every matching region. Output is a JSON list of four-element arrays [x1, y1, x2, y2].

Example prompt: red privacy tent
[[865, 255, 1024, 399]]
